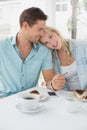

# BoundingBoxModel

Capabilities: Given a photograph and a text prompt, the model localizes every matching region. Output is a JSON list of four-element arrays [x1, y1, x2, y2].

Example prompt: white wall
[[0, 0, 56, 39], [0, 0, 87, 40]]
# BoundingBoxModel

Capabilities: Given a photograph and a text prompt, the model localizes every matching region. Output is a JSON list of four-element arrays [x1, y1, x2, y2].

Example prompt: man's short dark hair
[[19, 7, 48, 27]]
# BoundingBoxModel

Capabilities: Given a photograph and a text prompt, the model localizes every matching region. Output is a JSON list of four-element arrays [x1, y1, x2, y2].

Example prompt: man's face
[[27, 20, 46, 43]]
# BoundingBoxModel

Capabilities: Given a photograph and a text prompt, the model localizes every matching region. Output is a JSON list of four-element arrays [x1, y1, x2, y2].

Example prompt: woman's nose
[[51, 41, 56, 46]]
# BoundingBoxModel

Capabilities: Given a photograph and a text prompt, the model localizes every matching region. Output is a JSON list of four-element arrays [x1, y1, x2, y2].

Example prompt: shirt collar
[[11, 34, 17, 46], [11, 33, 38, 49]]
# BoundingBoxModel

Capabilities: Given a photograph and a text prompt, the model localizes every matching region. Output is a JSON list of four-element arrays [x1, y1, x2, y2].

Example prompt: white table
[[0, 87, 87, 130]]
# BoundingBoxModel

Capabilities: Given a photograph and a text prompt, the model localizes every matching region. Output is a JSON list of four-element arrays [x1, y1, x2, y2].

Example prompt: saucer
[[16, 103, 45, 113], [38, 94, 49, 101]]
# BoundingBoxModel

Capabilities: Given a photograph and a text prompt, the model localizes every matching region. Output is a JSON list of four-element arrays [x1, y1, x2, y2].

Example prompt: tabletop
[[0, 87, 87, 130]]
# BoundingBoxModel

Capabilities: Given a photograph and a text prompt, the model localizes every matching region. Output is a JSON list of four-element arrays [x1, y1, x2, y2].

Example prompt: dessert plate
[[64, 92, 87, 102], [74, 96, 87, 102], [38, 94, 49, 101], [16, 103, 45, 113], [18, 92, 49, 102]]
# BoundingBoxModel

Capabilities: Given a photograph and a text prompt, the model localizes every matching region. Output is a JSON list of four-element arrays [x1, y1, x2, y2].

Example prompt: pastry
[[29, 90, 40, 95], [74, 89, 87, 100]]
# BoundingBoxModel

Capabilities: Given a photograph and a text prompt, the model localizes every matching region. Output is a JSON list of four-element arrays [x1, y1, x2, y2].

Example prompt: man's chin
[[32, 40, 39, 43], [31, 38, 39, 43], [35, 39, 40, 43]]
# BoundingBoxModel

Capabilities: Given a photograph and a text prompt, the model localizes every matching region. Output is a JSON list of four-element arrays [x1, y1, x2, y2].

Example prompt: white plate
[[64, 91, 87, 102], [16, 103, 45, 113], [74, 96, 87, 102], [38, 94, 49, 101], [18, 92, 49, 102]]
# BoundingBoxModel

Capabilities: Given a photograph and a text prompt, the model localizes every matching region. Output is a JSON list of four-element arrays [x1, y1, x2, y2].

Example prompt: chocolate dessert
[[74, 89, 87, 100], [29, 90, 40, 95], [75, 89, 84, 95]]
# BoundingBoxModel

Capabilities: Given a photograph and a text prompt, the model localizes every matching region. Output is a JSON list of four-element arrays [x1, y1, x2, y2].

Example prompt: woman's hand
[[51, 74, 66, 91]]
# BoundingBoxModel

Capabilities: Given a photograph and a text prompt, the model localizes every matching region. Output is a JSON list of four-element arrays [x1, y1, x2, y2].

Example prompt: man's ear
[[22, 21, 29, 28]]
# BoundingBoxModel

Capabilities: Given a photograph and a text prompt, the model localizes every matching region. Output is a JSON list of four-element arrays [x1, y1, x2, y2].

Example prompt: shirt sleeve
[[41, 48, 53, 70]]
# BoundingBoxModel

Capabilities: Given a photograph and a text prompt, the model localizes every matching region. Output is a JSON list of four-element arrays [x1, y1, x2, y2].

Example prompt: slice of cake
[[74, 89, 87, 100], [29, 90, 40, 95], [29, 90, 41, 99]]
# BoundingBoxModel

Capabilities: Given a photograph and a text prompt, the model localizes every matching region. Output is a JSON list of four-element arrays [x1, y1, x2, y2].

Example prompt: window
[[56, 0, 68, 11]]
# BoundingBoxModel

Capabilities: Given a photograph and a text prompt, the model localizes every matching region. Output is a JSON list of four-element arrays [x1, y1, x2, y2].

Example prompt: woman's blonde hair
[[43, 26, 72, 64]]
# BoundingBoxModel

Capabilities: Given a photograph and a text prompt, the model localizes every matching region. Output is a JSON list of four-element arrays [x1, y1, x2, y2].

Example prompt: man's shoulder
[[34, 43, 51, 59], [0, 37, 13, 48], [35, 43, 50, 51]]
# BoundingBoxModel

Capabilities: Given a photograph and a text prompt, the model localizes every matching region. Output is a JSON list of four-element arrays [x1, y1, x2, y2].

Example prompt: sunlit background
[[0, 0, 87, 40]]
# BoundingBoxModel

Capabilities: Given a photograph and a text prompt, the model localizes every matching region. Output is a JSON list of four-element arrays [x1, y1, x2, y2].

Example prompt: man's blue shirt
[[0, 35, 53, 96]]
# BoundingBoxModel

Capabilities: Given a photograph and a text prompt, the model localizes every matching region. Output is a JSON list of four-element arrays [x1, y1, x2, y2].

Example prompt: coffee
[[24, 97, 34, 100], [20, 94, 40, 110]]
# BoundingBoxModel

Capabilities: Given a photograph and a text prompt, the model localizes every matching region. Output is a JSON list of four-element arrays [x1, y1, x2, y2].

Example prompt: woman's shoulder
[[70, 39, 87, 48], [70, 39, 87, 44]]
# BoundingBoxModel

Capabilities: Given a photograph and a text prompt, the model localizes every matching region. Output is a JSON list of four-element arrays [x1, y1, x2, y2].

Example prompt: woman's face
[[39, 31, 62, 50]]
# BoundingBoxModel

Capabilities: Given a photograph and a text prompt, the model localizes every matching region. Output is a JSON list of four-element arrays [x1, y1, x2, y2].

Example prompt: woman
[[39, 26, 87, 91]]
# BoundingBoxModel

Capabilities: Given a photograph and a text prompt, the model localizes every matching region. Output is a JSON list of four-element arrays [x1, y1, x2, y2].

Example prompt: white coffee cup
[[64, 99, 82, 113], [20, 94, 40, 111]]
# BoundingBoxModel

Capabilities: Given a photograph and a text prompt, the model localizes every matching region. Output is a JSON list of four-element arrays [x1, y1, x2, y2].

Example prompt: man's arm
[[42, 69, 55, 82]]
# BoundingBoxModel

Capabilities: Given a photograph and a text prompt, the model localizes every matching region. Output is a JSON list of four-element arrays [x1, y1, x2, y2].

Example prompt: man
[[0, 7, 54, 97]]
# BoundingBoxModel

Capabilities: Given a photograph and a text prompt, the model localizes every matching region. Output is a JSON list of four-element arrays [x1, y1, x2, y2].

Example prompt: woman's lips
[[53, 41, 58, 48]]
